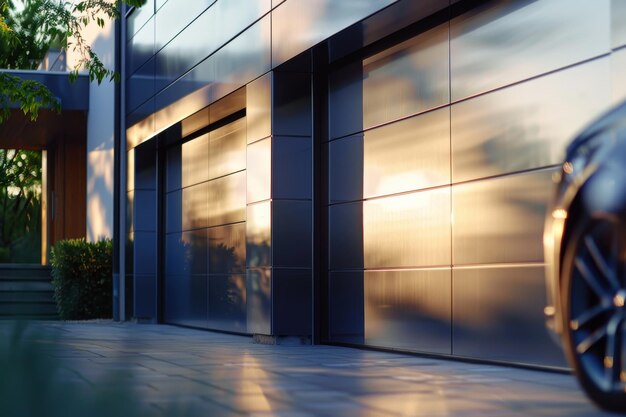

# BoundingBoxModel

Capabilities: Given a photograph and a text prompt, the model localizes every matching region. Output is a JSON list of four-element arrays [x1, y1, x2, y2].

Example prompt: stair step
[[0, 281, 54, 291], [0, 314, 59, 320], [0, 291, 55, 303], [0, 266, 58, 318], [0, 314, 59, 321], [0, 265, 51, 280], [0, 276, 52, 282], [0, 302, 58, 315]]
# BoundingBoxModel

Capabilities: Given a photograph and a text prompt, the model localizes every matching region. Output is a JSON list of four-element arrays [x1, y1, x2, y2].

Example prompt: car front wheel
[[561, 217, 626, 412]]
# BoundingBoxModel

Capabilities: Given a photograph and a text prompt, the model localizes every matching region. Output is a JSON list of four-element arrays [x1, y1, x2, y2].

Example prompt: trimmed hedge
[[50, 239, 113, 320]]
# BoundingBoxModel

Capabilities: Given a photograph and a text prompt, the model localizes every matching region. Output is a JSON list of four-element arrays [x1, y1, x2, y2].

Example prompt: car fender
[[578, 151, 626, 221]]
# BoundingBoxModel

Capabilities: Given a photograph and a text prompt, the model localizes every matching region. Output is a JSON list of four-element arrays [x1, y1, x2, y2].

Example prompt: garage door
[[163, 116, 248, 332]]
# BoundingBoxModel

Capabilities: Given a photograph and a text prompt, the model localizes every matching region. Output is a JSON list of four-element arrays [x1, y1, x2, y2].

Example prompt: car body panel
[[544, 101, 626, 339]]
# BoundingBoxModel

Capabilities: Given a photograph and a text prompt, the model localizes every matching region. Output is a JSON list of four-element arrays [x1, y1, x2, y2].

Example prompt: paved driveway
[[0, 321, 613, 417]]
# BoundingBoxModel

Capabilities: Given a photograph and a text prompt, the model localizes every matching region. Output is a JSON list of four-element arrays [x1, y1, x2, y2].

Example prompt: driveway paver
[[0, 321, 614, 417]]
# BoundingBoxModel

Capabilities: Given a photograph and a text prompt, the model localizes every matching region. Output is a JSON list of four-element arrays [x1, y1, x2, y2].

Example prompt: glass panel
[[165, 145, 182, 192], [272, 200, 311, 268], [272, 269, 311, 335], [165, 189, 182, 234], [184, 229, 208, 275], [133, 274, 156, 319], [135, 140, 156, 190], [365, 269, 451, 354], [181, 134, 209, 187], [364, 188, 451, 269], [165, 233, 186, 275], [127, 57, 155, 113], [329, 271, 364, 344], [272, 136, 312, 200], [612, 0, 626, 49], [452, 265, 566, 367], [246, 268, 271, 334], [182, 182, 208, 230], [210, 0, 271, 58], [209, 118, 246, 180], [452, 169, 554, 265], [134, 231, 156, 275], [207, 274, 247, 332], [450, 0, 610, 100], [246, 73, 271, 144], [182, 108, 210, 138], [154, 64, 213, 131], [154, 7, 215, 92], [612, 49, 626, 105], [127, 17, 154, 76], [164, 274, 208, 328], [363, 23, 449, 129], [207, 171, 246, 227], [328, 134, 363, 204], [452, 58, 611, 183], [208, 223, 246, 274], [328, 202, 363, 270], [212, 15, 271, 101], [364, 107, 450, 199], [164, 274, 190, 324], [273, 72, 312, 137], [126, 98, 155, 148], [329, 60, 363, 140], [127, 0, 154, 39], [246, 201, 271, 268], [155, 0, 216, 51], [272, 0, 395, 66], [189, 275, 209, 327], [133, 190, 156, 232], [246, 137, 271, 204]]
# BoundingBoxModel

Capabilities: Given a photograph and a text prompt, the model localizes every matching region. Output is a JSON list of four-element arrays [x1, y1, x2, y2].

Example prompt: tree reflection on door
[[0, 149, 41, 264]]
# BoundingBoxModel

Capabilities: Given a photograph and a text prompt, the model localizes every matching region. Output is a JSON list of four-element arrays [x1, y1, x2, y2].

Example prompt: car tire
[[561, 216, 626, 412]]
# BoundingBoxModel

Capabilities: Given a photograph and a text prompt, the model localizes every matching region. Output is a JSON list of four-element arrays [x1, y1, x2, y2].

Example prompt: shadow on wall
[[84, 14, 116, 242], [87, 145, 114, 241]]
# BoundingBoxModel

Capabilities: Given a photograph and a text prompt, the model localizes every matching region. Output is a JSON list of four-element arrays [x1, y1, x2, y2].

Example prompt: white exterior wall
[[67, 17, 116, 241]]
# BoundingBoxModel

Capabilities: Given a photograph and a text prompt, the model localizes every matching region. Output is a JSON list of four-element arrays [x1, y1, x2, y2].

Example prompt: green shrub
[[50, 238, 113, 320]]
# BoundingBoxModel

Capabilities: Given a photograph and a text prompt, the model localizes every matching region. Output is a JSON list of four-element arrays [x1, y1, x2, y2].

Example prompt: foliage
[[0, 0, 146, 123], [0, 72, 62, 122], [0, 0, 54, 70], [51, 238, 113, 320], [0, 149, 41, 263]]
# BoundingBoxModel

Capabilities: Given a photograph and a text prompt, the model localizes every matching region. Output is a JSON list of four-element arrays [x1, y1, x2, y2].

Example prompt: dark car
[[544, 101, 626, 412]]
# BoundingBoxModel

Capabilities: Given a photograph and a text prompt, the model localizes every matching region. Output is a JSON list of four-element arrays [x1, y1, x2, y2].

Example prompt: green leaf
[[1, 0, 142, 123]]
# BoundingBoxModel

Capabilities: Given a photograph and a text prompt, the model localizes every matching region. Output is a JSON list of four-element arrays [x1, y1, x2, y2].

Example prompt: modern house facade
[[119, 0, 626, 368]]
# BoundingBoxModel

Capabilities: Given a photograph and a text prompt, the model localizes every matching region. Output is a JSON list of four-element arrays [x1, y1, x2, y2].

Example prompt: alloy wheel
[[566, 218, 626, 405]]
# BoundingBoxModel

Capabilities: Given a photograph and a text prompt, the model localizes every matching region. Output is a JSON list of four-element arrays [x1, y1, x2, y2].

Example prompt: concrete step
[[0, 265, 52, 281], [0, 301, 58, 316], [0, 315, 58, 320], [0, 291, 56, 303], [0, 281, 54, 292], [0, 265, 57, 319]]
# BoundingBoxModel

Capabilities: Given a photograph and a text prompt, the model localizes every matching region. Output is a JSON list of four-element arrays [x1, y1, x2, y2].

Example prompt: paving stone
[[0, 321, 616, 417]]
